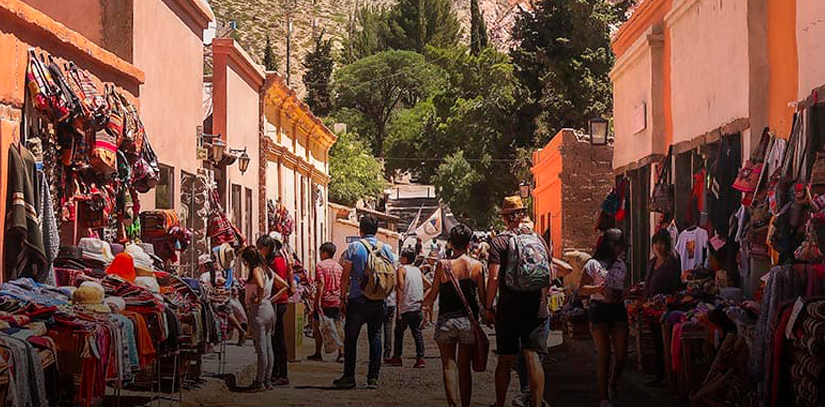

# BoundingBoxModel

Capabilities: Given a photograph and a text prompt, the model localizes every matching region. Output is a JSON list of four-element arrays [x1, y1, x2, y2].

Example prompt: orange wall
[[531, 134, 564, 258], [767, 0, 797, 138]]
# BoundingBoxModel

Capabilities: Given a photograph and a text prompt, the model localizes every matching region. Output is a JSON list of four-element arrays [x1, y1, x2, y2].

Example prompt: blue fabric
[[343, 236, 397, 300], [224, 267, 234, 289]]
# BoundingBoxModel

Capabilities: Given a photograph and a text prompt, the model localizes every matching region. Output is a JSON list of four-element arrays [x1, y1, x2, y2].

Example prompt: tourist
[[308, 242, 344, 362], [644, 229, 681, 387], [485, 196, 551, 407], [239, 246, 287, 392], [257, 233, 294, 386], [580, 229, 629, 407], [387, 248, 429, 368], [198, 254, 246, 346], [424, 224, 486, 407], [334, 215, 397, 389], [383, 287, 397, 363]]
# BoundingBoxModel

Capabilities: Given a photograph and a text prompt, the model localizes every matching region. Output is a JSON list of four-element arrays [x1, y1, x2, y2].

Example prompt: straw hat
[[500, 196, 527, 215], [269, 231, 284, 245], [78, 238, 114, 265], [126, 244, 155, 277], [106, 253, 136, 282], [135, 276, 160, 293], [198, 254, 214, 266], [215, 243, 235, 271], [72, 283, 110, 313]]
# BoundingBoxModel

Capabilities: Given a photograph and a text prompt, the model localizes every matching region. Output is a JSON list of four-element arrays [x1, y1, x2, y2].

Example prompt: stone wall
[[559, 131, 614, 253]]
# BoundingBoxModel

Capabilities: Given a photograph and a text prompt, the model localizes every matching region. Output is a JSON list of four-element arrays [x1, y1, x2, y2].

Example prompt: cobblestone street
[[158, 325, 685, 407]]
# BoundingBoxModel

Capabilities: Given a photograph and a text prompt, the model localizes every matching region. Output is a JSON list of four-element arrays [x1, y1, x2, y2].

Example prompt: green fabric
[[4, 145, 47, 281]]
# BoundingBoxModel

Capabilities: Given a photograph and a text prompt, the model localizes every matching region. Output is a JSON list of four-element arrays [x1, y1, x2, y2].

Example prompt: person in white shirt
[[386, 248, 431, 368]]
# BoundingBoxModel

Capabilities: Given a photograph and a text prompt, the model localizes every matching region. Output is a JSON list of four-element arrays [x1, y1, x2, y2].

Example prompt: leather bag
[[649, 147, 674, 214], [442, 261, 489, 372]]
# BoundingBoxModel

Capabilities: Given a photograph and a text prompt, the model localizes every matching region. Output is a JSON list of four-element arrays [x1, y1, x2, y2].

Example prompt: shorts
[[434, 314, 476, 345], [317, 307, 341, 320], [495, 310, 548, 356], [588, 301, 628, 330]]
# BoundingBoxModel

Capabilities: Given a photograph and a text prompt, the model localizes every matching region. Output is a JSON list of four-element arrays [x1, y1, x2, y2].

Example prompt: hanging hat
[[106, 253, 136, 282], [54, 246, 86, 270], [103, 296, 126, 313], [500, 196, 527, 215], [198, 254, 214, 266], [134, 276, 160, 293], [215, 243, 235, 271], [78, 238, 114, 265], [126, 244, 155, 277]]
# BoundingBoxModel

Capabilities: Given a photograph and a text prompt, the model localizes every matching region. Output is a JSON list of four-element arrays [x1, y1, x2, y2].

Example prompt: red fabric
[[106, 252, 136, 282], [771, 307, 794, 407], [315, 259, 343, 308], [271, 256, 289, 304]]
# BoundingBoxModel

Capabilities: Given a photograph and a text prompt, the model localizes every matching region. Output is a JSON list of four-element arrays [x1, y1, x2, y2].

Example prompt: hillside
[[208, 0, 525, 97]]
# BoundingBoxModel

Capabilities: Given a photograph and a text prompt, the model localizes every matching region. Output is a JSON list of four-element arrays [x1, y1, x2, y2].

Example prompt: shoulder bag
[[442, 260, 489, 372], [649, 147, 674, 214], [734, 127, 771, 193]]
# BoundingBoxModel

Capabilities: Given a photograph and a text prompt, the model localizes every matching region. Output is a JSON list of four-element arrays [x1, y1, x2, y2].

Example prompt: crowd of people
[[194, 194, 685, 407]]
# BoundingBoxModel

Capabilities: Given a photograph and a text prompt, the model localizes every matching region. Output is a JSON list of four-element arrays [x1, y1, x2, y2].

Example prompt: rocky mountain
[[207, 0, 527, 97]]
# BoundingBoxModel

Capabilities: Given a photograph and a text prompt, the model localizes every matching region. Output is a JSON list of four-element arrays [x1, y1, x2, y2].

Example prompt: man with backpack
[[485, 196, 556, 407], [334, 215, 397, 389]]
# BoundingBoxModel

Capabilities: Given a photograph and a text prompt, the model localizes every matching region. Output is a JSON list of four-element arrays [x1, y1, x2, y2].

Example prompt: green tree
[[343, 6, 391, 64], [333, 50, 440, 157], [303, 32, 334, 116], [510, 0, 628, 142], [432, 151, 482, 224], [385, 0, 463, 53], [328, 131, 385, 207], [385, 47, 532, 225], [470, 0, 488, 55], [263, 34, 278, 71]]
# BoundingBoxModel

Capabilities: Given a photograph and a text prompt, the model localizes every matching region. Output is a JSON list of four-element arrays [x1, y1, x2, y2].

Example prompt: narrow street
[[168, 326, 685, 407]]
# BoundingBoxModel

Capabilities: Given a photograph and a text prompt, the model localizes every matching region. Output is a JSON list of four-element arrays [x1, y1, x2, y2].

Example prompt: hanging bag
[[66, 62, 108, 130], [734, 128, 771, 194], [442, 261, 489, 372], [26, 50, 54, 112], [649, 147, 674, 214]]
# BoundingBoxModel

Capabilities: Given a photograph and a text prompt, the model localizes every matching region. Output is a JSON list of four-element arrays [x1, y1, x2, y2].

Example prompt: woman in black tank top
[[423, 224, 486, 407]]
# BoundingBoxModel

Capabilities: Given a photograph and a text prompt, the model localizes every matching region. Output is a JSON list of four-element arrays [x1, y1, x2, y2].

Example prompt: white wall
[[797, 0, 825, 99]]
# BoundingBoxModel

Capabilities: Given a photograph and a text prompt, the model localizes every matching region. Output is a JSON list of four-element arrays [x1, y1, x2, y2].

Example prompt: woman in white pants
[[240, 247, 287, 392]]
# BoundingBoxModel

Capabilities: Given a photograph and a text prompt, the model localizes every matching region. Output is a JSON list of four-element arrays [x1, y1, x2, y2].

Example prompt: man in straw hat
[[485, 196, 555, 407]]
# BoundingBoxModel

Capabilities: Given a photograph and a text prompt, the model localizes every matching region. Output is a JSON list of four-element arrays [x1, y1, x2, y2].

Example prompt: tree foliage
[[263, 34, 278, 71], [385, 0, 463, 53], [303, 32, 334, 116], [328, 131, 385, 207], [510, 0, 628, 143], [432, 151, 482, 221], [343, 7, 391, 64], [469, 0, 488, 55], [333, 50, 440, 157]]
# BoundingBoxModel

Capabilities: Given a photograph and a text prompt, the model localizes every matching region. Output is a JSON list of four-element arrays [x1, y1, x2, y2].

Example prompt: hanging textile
[[4, 145, 48, 283]]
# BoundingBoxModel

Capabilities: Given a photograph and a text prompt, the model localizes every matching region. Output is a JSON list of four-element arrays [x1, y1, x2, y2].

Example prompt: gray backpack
[[504, 231, 552, 291]]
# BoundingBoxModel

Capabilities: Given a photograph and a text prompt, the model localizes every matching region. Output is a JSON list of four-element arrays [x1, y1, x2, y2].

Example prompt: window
[[156, 165, 175, 209], [231, 184, 242, 230], [245, 188, 253, 242]]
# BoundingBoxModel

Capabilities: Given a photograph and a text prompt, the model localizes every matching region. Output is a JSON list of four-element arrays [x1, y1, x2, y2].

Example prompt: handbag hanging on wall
[[734, 128, 771, 194], [649, 146, 674, 214]]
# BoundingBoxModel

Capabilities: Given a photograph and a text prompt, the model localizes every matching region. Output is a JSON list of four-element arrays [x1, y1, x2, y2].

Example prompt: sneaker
[[386, 357, 403, 366], [239, 382, 265, 393], [307, 354, 323, 361], [272, 377, 290, 386], [333, 375, 356, 389], [512, 393, 529, 407], [413, 358, 426, 369], [264, 381, 273, 390], [366, 378, 379, 389]]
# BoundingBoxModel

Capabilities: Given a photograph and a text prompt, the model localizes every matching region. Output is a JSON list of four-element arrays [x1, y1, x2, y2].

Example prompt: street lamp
[[519, 182, 530, 199], [589, 117, 609, 146], [211, 138, 226, 162], [231, 148, 251, 174]]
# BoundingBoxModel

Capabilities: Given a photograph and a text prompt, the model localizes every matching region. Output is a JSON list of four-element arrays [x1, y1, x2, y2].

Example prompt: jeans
[[394, 310, 424, 359], [272, 303, 289, 379], [344, 296, 385, 380], [383, 305, 396, 359], [249, 303, 276, 384]]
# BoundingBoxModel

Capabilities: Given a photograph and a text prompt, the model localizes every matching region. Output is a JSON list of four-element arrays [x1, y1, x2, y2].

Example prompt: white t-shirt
[[398, 265, 424, 314], [583, 259, 627, 301], [675, 227, 709, 272]]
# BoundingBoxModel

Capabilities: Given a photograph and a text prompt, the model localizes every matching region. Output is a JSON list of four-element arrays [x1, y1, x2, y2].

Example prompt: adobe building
[[531, 129, 614, 258]]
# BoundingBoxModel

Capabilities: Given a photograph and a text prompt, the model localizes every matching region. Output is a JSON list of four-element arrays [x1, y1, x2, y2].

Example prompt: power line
[[381, 157, 518, 162]]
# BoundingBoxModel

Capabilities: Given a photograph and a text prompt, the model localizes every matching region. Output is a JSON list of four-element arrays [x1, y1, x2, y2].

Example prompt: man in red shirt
[[308, 242, 344, 362]]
